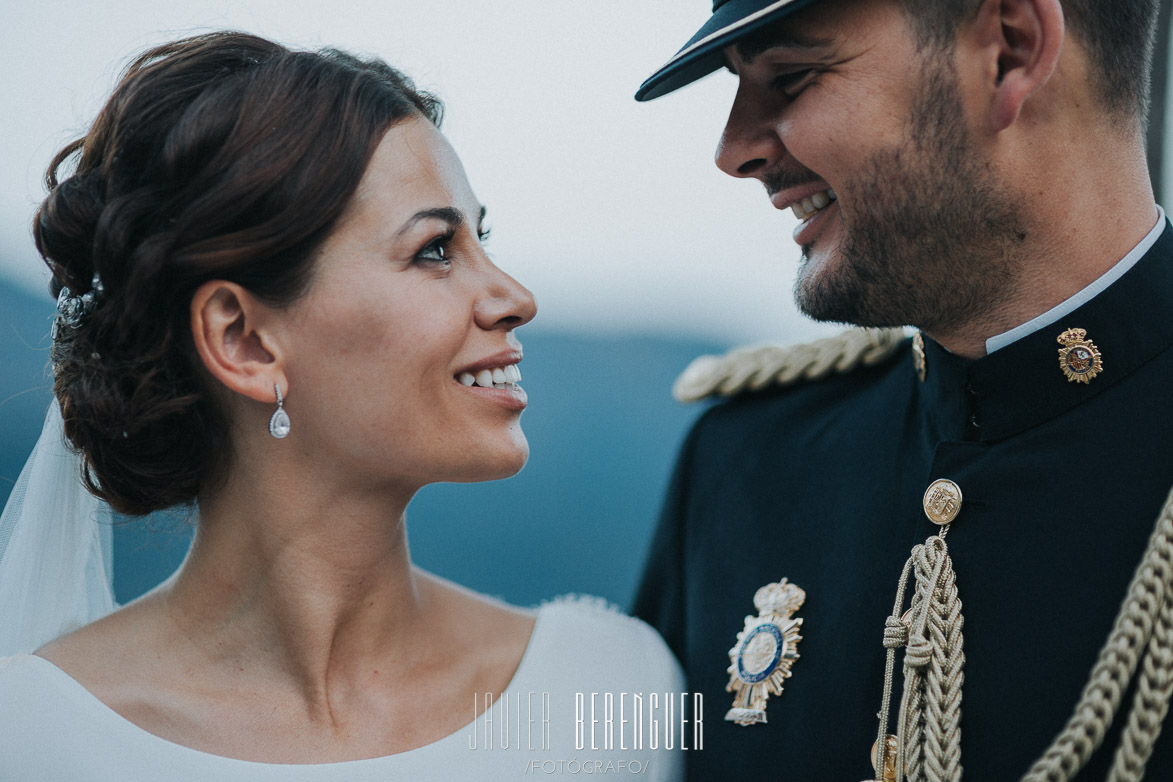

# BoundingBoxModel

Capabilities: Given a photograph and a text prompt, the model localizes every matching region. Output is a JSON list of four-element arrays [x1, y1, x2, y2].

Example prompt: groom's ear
[[962, 0, 1064, 133]]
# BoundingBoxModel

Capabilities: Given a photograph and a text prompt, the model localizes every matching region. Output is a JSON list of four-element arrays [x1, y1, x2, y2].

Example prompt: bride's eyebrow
[[395, 205, 488, 237], [394, 206, 466, 236]]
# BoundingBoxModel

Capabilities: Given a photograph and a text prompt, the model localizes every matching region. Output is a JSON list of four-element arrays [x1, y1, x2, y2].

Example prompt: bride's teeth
[[811, 191, 829, 209], [463, 364, 522, 389]]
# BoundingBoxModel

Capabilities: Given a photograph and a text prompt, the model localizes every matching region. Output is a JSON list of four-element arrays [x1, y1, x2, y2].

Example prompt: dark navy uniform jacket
[[635, 223, 1173, 780]]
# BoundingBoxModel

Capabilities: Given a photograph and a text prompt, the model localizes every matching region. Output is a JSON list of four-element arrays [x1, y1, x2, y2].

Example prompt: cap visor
[[635, 0, 820, 101]]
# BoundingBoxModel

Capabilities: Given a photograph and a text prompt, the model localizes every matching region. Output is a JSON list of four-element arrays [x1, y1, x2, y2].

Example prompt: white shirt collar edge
[[984, 205, 1166, 355]]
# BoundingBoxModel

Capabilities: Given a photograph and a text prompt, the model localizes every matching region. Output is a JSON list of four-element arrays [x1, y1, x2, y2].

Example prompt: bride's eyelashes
[[414, 229, 456, 267], [414, 222, 492, 268]]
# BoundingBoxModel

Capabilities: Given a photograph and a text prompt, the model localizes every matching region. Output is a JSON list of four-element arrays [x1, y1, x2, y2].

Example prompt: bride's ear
[[190, 280, 287, 404]]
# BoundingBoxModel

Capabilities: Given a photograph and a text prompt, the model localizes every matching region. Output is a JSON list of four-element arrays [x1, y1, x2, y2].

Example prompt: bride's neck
[[161, 467, 426, 713]]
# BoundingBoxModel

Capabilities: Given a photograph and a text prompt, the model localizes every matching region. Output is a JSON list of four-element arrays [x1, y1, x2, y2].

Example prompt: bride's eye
[[416, 234, 453, 266]]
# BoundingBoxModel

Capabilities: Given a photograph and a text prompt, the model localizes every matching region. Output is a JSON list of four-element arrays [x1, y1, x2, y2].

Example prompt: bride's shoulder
[[0, 652, 145, 777], [0, 655, 60, 757], [530, 595, 683, 689], [29, 592, 178, 718], [0, 653, 91, 731], [414, 574, 683, 693], [537, 593, 659, 633], [0, 652, 55, 692], [536, 594, 669, 642]]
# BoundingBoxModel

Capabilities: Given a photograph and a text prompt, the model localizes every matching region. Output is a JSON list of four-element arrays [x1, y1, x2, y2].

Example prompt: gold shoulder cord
[[671, 327, 906, 403], [869, 486, 1173, 782], [1020, 487, 1173, 782]]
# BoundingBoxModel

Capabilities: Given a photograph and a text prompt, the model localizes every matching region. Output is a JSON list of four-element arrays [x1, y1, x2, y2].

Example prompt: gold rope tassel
[[874, 534, 965, 782], [1022, 488, 1173, 782]]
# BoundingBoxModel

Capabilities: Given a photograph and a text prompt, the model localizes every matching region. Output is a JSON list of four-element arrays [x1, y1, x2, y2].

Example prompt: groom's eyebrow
[[726, 26, 835, 70]]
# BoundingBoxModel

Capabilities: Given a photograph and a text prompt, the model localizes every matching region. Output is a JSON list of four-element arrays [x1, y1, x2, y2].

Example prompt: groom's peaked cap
[[635, 0, 822, 101]]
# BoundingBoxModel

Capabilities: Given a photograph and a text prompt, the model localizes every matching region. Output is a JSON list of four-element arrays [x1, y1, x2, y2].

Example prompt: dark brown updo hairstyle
[[33, 31, 443, 516]]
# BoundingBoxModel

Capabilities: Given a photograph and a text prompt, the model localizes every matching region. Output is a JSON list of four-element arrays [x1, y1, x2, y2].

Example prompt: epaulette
[[672, 327, 907, 403]]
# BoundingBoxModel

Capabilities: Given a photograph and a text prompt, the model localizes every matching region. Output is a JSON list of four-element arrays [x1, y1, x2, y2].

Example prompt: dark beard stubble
[[793, 55, 1027, 332]]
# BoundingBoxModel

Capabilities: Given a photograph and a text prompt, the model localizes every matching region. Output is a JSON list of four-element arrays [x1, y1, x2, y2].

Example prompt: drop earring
[[269, 383, 291, 439]]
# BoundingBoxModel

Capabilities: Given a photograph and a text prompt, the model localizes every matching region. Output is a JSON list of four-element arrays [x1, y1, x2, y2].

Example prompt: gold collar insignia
[[1056, 328, 1103, 384]]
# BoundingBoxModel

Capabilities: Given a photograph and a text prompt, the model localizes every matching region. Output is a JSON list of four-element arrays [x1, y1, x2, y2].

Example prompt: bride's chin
[[448, 438, 530, 484], [484, 444, 530, 481]]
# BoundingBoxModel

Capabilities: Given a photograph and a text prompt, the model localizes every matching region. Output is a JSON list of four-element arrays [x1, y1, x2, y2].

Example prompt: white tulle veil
[[0, 401, 116, 656]]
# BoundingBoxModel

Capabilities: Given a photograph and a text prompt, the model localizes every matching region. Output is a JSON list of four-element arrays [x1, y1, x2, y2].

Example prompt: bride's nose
[[475, 265, 537, 331]]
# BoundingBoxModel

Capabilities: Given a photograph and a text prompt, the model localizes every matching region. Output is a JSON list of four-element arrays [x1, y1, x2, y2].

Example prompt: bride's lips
[[458, 382, 527, 411], [453, 351, 527, 411]]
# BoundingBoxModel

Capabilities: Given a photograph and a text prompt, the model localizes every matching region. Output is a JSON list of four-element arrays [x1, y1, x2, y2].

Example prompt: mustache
[[763, 165, 823, 197]]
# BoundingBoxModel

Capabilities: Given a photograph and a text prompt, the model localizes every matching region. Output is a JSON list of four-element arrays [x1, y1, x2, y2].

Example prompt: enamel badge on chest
[[725, 578, 805, 726], [1057, 327, 1103, 383]]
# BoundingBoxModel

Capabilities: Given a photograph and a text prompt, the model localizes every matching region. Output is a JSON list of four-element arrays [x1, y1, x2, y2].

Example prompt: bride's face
[[281, 117, 536, 489]]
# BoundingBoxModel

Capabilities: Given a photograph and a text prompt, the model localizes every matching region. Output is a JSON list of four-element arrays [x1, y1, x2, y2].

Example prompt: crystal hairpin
[[54, 275, 104, 329]]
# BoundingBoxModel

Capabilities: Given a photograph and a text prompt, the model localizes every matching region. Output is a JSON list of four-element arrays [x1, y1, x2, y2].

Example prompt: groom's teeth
[[458, 372, 476, 386], [789, 188, 837, 222]]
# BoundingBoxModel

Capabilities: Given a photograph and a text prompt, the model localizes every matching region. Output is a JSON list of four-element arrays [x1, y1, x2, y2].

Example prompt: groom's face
[[714, 0, 1022, 334]]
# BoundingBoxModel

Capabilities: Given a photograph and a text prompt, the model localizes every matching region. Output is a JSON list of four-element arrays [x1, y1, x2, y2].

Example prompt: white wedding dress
[[0, 598, 686, 781], [0, 407, 687, 780]]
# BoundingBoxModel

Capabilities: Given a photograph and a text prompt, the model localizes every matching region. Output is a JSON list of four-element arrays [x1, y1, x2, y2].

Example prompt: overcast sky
[[2, 2, 1170, 347]]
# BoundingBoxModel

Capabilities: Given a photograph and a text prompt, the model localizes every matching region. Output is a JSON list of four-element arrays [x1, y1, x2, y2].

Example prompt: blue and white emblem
[[725, 578, 805, 726]]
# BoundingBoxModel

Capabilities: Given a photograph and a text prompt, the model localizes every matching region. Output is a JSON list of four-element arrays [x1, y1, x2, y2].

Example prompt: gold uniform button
[[870, 734, 898, 780], [923, 479, 963, 525]]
